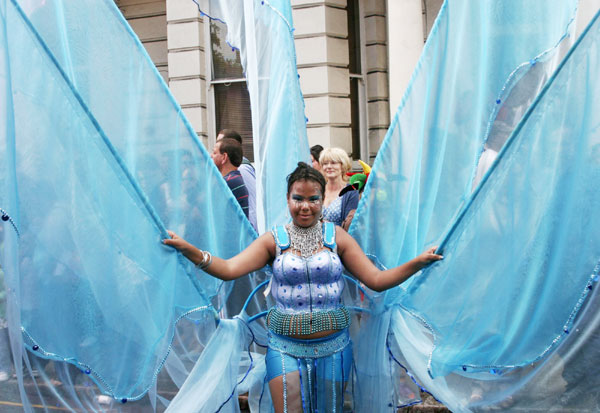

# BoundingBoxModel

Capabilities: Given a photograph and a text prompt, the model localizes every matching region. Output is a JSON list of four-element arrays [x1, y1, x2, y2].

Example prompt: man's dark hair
[[218, 137, 243, 167], [287, 162, 326, 197], [310, 144, 324, 161], [218, 129, 242, 145]]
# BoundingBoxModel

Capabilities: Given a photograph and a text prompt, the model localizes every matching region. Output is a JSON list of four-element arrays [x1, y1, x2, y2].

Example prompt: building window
[[208, 20, 254, 161], [347, 0, 368, 161]]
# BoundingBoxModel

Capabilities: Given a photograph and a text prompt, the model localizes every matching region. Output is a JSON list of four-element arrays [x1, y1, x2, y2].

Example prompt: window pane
[[350, 77, 360, 159], [214, 82, 254, 161], [210, 20, 244, 79], [347, 0, 361, 74]]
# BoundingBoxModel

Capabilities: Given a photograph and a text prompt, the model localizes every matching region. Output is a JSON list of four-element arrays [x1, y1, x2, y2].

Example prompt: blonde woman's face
[[321, 159, 343, 181]]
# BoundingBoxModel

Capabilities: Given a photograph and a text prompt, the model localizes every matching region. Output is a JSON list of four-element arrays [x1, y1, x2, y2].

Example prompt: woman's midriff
[[289, 329, 341, 340]]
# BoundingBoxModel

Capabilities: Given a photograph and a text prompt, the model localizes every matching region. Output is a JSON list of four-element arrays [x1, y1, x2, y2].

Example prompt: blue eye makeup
[[291, 195, 322, 204]]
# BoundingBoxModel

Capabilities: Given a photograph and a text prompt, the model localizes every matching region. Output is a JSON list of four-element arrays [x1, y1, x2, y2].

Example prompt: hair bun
[[287, 161, 326, 196]]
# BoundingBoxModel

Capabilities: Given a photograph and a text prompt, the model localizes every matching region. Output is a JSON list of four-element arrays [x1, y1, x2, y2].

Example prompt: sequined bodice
[[271, 249, 344, 314]]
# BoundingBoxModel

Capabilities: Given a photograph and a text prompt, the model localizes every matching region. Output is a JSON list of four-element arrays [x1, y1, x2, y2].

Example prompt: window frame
[[348, 0, 369, 161], [203, 15, 251, 156]]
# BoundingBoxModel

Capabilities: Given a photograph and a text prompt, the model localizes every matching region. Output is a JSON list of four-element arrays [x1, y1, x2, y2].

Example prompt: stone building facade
[[115, 0, 598, 164], [114, 0, 444, 164]]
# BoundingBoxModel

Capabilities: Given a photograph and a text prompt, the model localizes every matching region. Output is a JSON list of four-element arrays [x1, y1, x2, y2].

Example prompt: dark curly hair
[[287, 162, 326, 197], [310, 144, 324, 162]]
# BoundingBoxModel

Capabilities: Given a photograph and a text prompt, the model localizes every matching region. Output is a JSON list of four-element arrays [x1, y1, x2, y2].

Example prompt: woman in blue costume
[[164, 162, 442, 412]]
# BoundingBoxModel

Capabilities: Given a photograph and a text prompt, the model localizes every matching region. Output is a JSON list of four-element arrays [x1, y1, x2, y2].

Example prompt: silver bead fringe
[[287, 221, 323, 259]]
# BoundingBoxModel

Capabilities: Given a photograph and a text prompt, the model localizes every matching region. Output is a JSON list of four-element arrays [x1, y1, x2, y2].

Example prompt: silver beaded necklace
[[286, 221, 323, 258]]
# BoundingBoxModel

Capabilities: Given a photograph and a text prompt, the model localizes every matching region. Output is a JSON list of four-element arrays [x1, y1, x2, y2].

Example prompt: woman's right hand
[[417, 246, 443, 266]]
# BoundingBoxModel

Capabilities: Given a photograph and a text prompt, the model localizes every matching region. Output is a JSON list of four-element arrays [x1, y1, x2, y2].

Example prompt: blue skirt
[[265, 329, 353, 412]]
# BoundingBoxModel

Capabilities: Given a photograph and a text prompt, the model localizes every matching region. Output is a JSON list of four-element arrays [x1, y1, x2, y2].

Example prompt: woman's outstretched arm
[[164, 231, 276, 281], [336, 227, 442, 292]]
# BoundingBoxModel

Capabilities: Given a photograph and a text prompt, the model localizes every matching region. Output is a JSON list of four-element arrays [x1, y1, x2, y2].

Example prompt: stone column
[[386, 0, 424, 119], [116, 0, 168, 81], [166, 0, 208, 146], [364, 0, 390, 159], [576, 0, 600, 38], [292, 0, 351, 151]]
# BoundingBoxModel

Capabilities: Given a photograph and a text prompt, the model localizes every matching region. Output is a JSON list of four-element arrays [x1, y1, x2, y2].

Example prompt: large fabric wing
[[392, 9, 600, 411], [0, 0, 256, 406], [350, 0, 578, 283], [347, 0, 585, 410], [404, 9, 600, 372]]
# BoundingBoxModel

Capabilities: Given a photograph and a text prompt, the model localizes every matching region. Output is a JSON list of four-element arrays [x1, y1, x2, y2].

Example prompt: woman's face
[[287, 179, 323, 228], [321, 159, 343, 182]]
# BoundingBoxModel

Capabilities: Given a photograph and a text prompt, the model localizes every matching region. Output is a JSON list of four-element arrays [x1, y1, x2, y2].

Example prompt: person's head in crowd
[[310, 145, 324, 170], [211, 137, 243, 175], [217, 129, 242, 145], [319, 147, 351, 183]]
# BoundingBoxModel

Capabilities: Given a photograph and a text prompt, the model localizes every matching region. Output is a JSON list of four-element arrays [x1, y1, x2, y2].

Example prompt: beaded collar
[[286, 221, 323, 259]]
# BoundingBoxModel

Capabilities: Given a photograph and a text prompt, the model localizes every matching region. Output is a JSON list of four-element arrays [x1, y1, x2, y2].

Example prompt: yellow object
[[358, 159, 371, 174]]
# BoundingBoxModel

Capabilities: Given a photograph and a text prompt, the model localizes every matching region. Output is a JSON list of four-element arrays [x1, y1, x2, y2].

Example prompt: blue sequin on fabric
[[271, 250, 344, 313], [268, 329, 350, 358]]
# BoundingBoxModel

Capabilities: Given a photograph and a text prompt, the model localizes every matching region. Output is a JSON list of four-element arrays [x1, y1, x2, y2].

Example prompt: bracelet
[[195, 250, 212, 270]]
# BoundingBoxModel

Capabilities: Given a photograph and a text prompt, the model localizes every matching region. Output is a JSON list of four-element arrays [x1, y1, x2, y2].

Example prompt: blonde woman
[[319, 147, 359, 227]]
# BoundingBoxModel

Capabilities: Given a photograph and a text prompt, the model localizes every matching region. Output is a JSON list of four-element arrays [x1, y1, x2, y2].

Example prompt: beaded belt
[[268, 329, 350, 358], [266, 307, 350, 336]]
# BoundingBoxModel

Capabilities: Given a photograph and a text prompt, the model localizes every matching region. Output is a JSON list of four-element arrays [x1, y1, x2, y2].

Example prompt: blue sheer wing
[[346, 0, 600, 411], [401, 3, 600, 378], [350, 0, 578, 282], [350, 2, 600, 412], [0, 0, 256, 402], [388, 10, 600, 411]]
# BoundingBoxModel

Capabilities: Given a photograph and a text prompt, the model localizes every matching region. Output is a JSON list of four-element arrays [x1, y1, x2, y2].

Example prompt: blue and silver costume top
[[270, 222, 344, 313]]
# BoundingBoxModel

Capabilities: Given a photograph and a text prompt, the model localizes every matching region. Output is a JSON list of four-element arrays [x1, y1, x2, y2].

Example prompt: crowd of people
[[213, 133, 362, 234]]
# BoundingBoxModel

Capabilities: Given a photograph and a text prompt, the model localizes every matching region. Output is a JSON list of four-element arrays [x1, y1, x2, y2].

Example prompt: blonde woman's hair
[[319, 147, 352, 181]]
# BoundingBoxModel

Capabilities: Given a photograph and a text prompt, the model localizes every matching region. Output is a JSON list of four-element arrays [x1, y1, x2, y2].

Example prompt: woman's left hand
[[417, 246, 443, 266]]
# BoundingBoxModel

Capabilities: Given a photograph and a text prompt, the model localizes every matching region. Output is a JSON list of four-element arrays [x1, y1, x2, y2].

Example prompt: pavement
[[398, 392, 449, 412], [0, 368, 174, 412], [0, 369, 450, 412]]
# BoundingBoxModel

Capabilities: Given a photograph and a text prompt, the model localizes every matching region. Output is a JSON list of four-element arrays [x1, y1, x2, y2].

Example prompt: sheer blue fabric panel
[[166, 318, 253, 413], [165, 313, 274, 413], [0, 0, 258, 407], [20, 0, 256, 280], [347, 0, 593, 410], [349, 0, 578, 286], [351, 301, 422, 411], [390, 281, 600, 412], [403, 3, 600, 376], [196, 0, 311, 232], [387, 8, 600, 412]]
